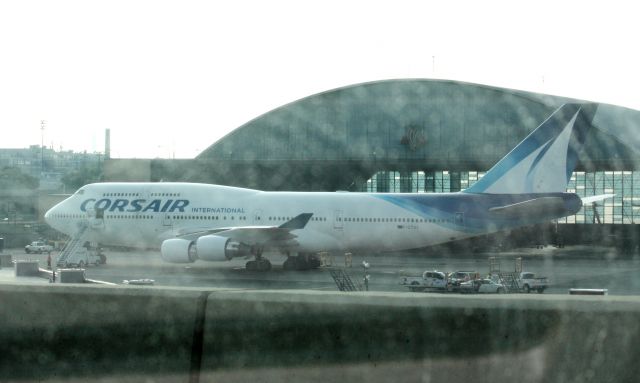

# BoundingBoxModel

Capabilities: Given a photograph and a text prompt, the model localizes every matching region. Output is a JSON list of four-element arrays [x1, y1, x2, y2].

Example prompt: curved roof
[[198, 79, 640, 169]]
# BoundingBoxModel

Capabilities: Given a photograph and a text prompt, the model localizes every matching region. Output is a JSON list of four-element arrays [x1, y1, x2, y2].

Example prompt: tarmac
[[0, 267, 50, 285], [3, 246, 640, 382], [4, 244, 640, 295]]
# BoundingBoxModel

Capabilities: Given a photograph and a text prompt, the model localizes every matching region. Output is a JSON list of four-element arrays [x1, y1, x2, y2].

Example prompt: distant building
[[0, 146, 103, 223], [0, 146, 103, 193]]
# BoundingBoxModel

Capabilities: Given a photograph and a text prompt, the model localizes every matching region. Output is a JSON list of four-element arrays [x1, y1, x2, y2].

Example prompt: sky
[[0, 0, 638, 159]]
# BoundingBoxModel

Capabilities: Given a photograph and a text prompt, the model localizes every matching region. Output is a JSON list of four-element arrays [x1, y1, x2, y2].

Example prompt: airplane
[[45, 103, 611, 271]]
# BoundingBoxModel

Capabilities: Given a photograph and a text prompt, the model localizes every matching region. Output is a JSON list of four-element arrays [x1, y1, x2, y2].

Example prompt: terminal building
[[104, 79, 640, 247]]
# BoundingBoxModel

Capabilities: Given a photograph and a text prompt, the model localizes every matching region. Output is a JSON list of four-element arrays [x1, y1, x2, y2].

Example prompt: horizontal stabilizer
[[488, 197, 567, 219], [581, 194, 615, 205]]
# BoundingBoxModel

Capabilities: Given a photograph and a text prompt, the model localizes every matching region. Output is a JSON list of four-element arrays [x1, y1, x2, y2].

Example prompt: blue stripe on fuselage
[[374, 193, 582, 233]]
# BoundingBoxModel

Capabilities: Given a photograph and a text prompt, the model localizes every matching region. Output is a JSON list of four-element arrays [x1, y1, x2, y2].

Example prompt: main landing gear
[[245, 247, 272, 271], [244, 248, 322, 272], [282, 253, 322, 271]]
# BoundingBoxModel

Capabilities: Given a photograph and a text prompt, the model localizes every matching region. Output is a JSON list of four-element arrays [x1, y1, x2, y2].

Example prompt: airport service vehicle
[[446, 270, 479, 291], [401, 270, 447, 292], [519, 272, 548, 293], [57, 242, 105, 268], [44, 104, 614, 271], [25, 241, 53, 254], [460, 279, 506, 294]]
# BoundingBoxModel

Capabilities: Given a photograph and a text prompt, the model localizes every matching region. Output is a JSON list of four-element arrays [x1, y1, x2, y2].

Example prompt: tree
[[61, 166, 102, 191], [0, 166, 39, 190]]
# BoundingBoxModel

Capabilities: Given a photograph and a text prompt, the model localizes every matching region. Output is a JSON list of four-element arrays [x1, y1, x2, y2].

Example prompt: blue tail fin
[[464, 103, 598, 194]]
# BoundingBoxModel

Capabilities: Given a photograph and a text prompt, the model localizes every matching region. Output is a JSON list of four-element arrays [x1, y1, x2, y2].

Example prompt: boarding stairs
[[56, 224, 89, 268], [329, 268, 362, 292], [497, 272, 520, 293], [489, 256, 522, 293]]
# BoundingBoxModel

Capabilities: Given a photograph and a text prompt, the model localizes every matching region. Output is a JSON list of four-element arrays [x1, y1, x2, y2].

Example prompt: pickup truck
[[519, 272, 548, 293], [446, 270, 480, 291], [401, 270, 448, 292], [24, 241, 53, 254]]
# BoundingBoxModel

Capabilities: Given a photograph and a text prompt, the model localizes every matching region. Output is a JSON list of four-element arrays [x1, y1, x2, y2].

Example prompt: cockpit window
[[76, 189, 85, 195]]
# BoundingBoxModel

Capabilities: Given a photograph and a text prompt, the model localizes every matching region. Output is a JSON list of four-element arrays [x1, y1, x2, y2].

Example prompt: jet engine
[[161, 235, 251, 263], [161, 238, 197, 263], [196, 235, 249, 261]]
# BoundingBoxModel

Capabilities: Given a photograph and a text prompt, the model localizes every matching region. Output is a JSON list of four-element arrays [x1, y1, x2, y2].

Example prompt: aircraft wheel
[[295, 253, 321, 270], [523, 284, 530, 293], [260, 260, 272, 271], [283, 258, 295, 270], [245, 260, 257, 270], [308, 254, 321, 269], [295, 256, 309, 270]]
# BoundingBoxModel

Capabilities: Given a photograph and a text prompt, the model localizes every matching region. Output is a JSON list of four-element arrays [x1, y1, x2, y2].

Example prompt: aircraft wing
[[174, 213, 313, 245]]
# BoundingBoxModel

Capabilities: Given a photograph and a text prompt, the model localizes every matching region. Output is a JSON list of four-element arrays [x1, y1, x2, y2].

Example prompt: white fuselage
[[45, 182, 474, 253]]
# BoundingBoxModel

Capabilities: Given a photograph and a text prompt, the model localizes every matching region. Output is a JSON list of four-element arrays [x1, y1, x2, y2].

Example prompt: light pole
[[40, 120, 46, 175], [362, 260, 370, 291]]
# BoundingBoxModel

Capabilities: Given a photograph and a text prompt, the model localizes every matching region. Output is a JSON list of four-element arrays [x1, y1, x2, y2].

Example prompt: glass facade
[[363, 171, 485, 194], [363, 170, 640, 224], [564, 171, 638, 224]]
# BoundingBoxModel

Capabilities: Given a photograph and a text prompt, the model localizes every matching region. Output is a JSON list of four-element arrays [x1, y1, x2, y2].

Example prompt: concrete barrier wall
[[201, 290, 640, 383], [0, 285, 639, 383], [0, 284, 205, 382]]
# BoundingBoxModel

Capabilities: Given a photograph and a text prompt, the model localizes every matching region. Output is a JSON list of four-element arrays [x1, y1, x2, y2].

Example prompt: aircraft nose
[[44, 205, 62, 231], [44, 208, 53, 226]]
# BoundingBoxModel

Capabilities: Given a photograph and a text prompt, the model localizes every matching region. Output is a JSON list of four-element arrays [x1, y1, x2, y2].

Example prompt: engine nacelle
[[196, 235, 238, 262], [161, 238, 197, 263]]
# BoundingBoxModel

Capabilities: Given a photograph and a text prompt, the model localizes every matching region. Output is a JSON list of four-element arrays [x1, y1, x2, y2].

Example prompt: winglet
[[279, 213, 313, 229]]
